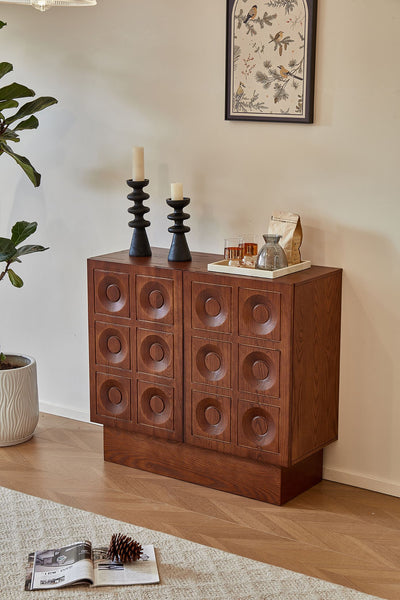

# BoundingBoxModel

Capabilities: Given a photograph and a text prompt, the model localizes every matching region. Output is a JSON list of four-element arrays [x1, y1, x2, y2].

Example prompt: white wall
[[1, 0, 399, 497]]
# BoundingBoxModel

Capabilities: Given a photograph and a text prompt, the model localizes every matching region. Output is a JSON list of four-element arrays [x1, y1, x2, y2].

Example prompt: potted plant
[[0, 19, 57, 446]]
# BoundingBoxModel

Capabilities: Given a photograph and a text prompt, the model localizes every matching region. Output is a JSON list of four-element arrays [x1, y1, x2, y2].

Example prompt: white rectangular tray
[[207, 260, 311, 279]]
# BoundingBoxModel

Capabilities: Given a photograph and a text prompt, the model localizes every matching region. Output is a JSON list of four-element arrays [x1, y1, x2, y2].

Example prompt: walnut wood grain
[[88, 249, 342, 504], [104, 426, 323, 505]]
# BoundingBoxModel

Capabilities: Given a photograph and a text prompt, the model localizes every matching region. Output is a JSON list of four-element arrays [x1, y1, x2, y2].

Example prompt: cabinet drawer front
[[238, 288, 281, 341], [189, 389, 232, 443], [237, 399, 280, 454], [95, 372, 131, 422], [137, 380, 176, 433], [136, 275, 175, 324], [94, 270, 130, 318], [137, 328, 175, 379], [191, 336, 232, 389], [191, 281, 232, 333], [238, 344, 280, 397], [95, 321, 131, 371]]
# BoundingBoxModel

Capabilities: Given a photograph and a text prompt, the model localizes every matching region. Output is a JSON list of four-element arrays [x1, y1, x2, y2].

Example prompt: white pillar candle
[[171, 182, 183, 201], [132, 146, 144, 181]]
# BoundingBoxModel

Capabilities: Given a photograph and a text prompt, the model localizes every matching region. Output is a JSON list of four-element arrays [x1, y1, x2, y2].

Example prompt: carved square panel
[[191, 390, 231, 443], [137, 380, 175, 432], [96, 372, 131, 421], [191, 337, 232, 388], [136, 275, 174, 324], [191, 281, 232, 333], [237, 399, 279, 453], [137, 329, 174, 379], [238, 344, 280, 397], [238, 288, 281, 340], [95, 321, 131, 370], [94, 270, 130, 318]]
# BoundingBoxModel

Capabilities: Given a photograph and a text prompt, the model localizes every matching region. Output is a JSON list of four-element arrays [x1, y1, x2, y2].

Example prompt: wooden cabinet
[[88, 248, 342, 505]]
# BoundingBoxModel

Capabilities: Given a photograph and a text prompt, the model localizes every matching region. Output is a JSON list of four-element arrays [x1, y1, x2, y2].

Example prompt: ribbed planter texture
[[0, 355, 39, 447]]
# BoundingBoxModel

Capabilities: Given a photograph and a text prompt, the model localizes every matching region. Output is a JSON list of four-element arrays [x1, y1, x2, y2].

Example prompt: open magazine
[[25, 541, 159, 590]]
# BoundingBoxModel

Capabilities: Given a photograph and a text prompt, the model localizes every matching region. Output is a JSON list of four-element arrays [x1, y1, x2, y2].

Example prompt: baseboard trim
[[323, 467, 400, 498], [40, 402, 93, 424]]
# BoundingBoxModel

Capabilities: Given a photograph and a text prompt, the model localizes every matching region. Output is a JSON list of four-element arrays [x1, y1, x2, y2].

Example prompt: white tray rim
[[207, 260, 311, 279]]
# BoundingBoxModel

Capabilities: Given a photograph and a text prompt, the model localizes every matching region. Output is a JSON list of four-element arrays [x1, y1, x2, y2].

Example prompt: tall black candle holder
[[127, 179, 151, 257], [166, 197, 192, 262]]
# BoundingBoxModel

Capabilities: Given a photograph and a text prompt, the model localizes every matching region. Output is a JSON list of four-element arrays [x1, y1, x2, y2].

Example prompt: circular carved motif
[[108, 386, 122, 405], [251, 415, 268, 436], [196, 344, 226, 382], [140, 334, 171, 374], [195, 288, 229, 331], [204, 297, 221, 318], [242, 351, 276, 392], [106, 284, 121, 303], [242, 293, 277, 338], [204, 405, 222, 426], [195, 397, 227, 438], [241, 405, 276, 448], [148, 289, 164, 310], [251, 359, 269, 381], [252, 303, 269, 324], [139, 280, 171, 322], [139, 385, 171, 426], [149, 394, 165, 415], [204, 351, 222, 373], [149, 342, 165, 362], [107, 335, 122, 355]]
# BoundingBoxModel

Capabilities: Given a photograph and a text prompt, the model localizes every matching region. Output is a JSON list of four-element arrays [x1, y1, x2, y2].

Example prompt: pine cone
[[107, 533, 143, 563]]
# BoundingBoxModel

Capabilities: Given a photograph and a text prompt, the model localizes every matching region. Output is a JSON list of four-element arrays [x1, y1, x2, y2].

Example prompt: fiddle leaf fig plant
[[0, 221, 49, 288], [0, 20, 58, 186], [0, 19, 57, 364]]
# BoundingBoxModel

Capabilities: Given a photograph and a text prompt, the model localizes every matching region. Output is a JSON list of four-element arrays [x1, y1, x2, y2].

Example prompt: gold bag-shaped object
[[268, 211, 303, 266]]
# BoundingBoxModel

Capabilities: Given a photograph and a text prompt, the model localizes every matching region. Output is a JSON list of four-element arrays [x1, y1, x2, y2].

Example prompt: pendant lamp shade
[[0, 0, 96, 11]]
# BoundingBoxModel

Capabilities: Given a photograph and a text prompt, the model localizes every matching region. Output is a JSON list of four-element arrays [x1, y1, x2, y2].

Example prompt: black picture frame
[[225, 0, 318, 123]]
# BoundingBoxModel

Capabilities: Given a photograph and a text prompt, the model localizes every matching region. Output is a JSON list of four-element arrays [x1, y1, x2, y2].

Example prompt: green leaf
[[0, 82, 35, 102], [0, 22, 7, 30], [0, 142, 41, 187], [0, 237, 16, 261], [13, 244, 49, 258], [13, 115, 39, 131], [4, 96, 58, 125], [0, 353, 6, 364], [0, 62, 13, 79], [11, 221, 37, 246], [8, 269, 23, 288], [0, 99, 19, 112], [0, 129, 20, 142]]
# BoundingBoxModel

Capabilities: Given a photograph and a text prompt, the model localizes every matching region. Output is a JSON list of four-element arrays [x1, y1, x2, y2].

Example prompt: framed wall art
[[225, 0, 318, 123]]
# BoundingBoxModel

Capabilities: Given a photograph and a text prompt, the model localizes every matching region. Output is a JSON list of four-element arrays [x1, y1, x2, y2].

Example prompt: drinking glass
[[224, 237, 243, 267], [240, 235, 258, 267]]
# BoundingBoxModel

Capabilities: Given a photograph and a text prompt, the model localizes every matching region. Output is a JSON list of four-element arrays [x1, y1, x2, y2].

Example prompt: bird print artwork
[[243, 5, 257, 24], [277, 65, 303, 81], [228, 0, 316, 121], [236, 81, 245, 98], [269, 31, 283, 44]]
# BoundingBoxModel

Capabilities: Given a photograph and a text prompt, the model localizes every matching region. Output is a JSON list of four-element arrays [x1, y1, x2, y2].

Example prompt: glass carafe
[[255, 234, 288, 271]]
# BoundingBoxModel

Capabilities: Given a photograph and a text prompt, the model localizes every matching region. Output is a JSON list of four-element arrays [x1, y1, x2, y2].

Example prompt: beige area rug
[[0, 486, 383, 600]]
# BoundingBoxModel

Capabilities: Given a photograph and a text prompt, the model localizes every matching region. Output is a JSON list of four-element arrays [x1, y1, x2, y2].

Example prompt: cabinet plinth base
[[104, 427, 323, 505]]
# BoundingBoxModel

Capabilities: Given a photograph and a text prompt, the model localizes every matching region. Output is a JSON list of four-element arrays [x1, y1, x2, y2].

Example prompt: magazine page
[[92, 545, 159, 587], [27, 541, 93, 590]]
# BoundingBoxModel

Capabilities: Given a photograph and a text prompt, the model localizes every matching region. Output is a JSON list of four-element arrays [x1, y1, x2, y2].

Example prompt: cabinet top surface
[[88, 247, 341, 285]]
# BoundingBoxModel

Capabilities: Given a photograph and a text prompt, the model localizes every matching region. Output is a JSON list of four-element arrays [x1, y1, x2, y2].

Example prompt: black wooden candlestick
[[166, 197, 192, 262], [127, 179, 151, 257]]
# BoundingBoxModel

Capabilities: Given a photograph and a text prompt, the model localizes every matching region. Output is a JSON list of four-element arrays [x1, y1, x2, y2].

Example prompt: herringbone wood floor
[[1, 413, 399, 600]]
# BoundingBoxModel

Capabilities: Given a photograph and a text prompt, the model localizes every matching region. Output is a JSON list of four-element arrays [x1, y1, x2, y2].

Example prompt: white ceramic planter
[[0, 355, 39, 447]]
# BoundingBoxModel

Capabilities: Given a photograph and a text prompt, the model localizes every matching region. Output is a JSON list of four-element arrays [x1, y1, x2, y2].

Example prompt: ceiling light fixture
[[0, 0, 96, 12]]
